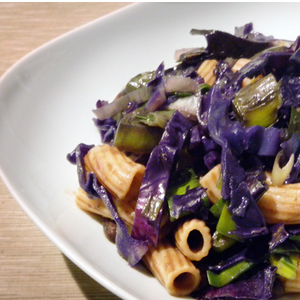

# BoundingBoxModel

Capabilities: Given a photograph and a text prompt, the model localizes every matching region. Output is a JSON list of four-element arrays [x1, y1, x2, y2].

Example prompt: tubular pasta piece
[[231, 58, 251, 73], [143, 240, 201, 297], [199, 164, 222, 204], [84, 144, 145, 202], [75, 187, 136, 225], [282, 257, 300, 293], [200, 164, 300, 224], [174, 219, 212, 261], [75, 188, 111, 219], [258, 184, 300, 224], [196, 59, 218, 86]]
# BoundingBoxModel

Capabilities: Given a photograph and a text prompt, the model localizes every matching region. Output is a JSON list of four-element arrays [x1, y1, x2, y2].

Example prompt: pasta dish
[[67, 23, 300, 299]]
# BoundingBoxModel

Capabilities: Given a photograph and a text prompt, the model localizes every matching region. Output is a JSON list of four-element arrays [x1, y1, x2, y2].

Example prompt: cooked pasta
[[67, 23, 300, 300], [196, 59, 218, 86], [199, 164, 222, 204], [200, 164, 300, 225], [75, 187, 136, 225], [75, 187, 112, 219], [84, 144, 145, 202], [231, 58, 252, 73], [142, 240, 201, 296], [174, 218, 212, 261], [257, 184, 300, 224]]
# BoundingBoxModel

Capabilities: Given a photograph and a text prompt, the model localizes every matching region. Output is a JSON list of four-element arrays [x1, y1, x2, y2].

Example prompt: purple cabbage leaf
[[66, 143, 98, 198], [190, 27, 272, 60], [92, 176, 150, 266], [131, 111, 192, 245], [197, 266, 277, 300]]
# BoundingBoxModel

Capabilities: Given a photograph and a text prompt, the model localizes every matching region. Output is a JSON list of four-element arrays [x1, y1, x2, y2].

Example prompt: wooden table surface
[[0, 3, 132, 300]]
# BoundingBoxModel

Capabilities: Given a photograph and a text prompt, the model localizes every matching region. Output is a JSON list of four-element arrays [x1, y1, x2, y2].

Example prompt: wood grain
[[0, 3, 132, 300]]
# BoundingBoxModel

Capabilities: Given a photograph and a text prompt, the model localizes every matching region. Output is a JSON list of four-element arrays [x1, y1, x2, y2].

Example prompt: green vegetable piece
[[200, 83, 211, 94], [289, 234, 300, 244], [207, 260, 254, 287], [270, 254, 299, 280], [216, 172, 223, 190], [168, 168, 200, 195], [251, 46, 288, 60], [287, 107, 300, 139], [232, 73, 282, 127], [216, 203, 239, 241], [212, 231, 236, 252], [114, 113, 163, 153], [167, 168, 201, 221], [124, 71, 155, 94], [136, 110, 175, 128], [210, 198, 225, 219]]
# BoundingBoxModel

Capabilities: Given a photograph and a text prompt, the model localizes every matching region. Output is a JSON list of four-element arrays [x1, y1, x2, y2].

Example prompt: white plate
[[1, 3, 300, 300]]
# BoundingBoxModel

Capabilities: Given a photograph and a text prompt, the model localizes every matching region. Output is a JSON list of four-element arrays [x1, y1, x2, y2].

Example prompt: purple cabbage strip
[[205, 66, 268, 239], [203, 151, 221, 171], [208, 249, 250, 273], [234, 22, 275, 44], [269, 223, 289, 252], [66, 143, 98, 198], [257, 127, 283, 157], [286, 153, 300, 184], [189, 124, 221, 171], [206, 84, 246, 200], [93, 117, 117, 144], [131, 143, 177, 245], [244, 126, 264, 154], [287, 224, 300, 236], [190, 28, 272, 59], [93, 86, 152, 121], [281, 132, 300, 164], [131, 111, 192, 245], [92, 177, 150, 266], [229, 181, 268, 239], [281, 72, 300, 108], [146, 62, 167, 112], [244, 169, 268, 202], [146, 76, 166, 112], [197, 266, 277, 300], [169, 186, 207, 220]]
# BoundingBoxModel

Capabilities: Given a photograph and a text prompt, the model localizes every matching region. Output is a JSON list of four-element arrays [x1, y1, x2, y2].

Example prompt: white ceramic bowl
[[1, 3, 300, 300]]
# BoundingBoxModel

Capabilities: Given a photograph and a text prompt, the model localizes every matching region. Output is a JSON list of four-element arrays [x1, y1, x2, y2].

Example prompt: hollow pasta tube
[[142, 240, 201, 297], [84, 144, 145, 202], [175, 219, 212, 261]]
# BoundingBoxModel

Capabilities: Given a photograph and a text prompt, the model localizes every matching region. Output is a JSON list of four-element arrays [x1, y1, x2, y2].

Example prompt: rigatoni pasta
[[196, 59, 218, 86], [174, 218, 212, 261], [199, 164, 222, 204], [142, 240, 201, 296], [257, 184, 300, 224], [75, 187, 111, 219], [75, 187, 136, 225], [84, 144, 145, 202]]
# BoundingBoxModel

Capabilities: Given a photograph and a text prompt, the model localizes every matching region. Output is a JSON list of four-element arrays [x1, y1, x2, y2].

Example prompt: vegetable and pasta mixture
[[67, 23, 300, 299]]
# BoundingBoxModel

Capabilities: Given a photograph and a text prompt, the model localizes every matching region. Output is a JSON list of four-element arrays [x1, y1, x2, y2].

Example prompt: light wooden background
[[0, 3, 132, 300]]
